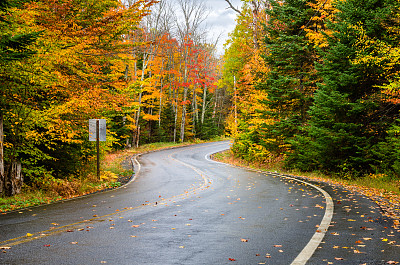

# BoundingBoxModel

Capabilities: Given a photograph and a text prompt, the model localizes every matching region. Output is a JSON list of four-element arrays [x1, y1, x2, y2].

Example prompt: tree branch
[[224, 0, 243, 16]]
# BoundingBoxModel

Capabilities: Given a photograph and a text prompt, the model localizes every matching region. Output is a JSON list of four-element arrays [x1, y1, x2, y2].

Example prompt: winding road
[[0, 141, 399, 264]]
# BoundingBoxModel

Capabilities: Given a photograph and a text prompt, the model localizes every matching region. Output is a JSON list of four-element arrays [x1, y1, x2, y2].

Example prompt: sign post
[[89, 119, 106, 179]]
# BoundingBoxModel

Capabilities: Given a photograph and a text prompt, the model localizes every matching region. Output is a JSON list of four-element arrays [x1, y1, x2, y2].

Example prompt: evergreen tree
[[289, 0, 400, 176], [259, 0, 318, 156]]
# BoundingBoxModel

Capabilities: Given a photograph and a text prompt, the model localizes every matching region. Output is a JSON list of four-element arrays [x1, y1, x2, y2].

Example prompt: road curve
[[1, 141, 398, 264]]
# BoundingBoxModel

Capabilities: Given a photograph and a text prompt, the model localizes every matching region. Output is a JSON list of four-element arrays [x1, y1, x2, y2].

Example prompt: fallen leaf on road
[[26, 233, 33, 237], [131, 225, 140, 228], [335, 257, 344, 260], [43, 244, 51, 247], [228, 258, 236, 261], [273, 245, 282, 248], [241, 239, 248, 242], [71, 242, 78, 245]]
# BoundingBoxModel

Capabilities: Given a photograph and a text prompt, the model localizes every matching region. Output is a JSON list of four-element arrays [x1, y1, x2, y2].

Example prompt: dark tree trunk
[[4, 161, 23, 197]]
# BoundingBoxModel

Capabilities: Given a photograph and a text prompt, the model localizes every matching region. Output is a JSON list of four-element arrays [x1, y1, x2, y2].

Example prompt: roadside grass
[[0, 137, 229, 213]]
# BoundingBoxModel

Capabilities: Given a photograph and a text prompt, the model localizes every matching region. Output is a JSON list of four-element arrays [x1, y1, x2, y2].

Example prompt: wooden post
[[96, 120, 100, 179], [0, 111, 4, 195]]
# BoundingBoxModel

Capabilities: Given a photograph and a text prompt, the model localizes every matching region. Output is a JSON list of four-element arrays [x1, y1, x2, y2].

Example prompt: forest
[[224, 0, 400, 182], [1, 0, 400, 198], [0, 0, 230, 196]]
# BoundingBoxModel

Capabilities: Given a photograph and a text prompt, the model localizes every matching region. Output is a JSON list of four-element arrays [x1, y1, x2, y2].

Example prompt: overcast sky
[[169, 0, 243, 55], [204, 0, 242, 54]]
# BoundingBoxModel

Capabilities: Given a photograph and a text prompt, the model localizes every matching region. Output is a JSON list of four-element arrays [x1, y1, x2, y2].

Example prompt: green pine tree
[[288, 0, 400, 176], [259, 0, 318, 156]]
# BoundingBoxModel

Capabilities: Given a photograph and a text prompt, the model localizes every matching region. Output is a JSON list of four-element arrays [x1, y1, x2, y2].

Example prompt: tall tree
[[289, 0, 400, 176], [257, 0, 318, 156], [0, 0, 41, 196]]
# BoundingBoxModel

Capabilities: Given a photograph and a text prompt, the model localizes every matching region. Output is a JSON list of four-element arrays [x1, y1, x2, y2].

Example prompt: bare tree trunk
[[180, 56, 188, 143], [180, 87, 188, 142], [134, 53, 150, 147], [251, 0, 260, 50], [172, 77, 178, 143], [158, 59, 165, 127], [4, 161, 23, 197], [192, 87, 197, 135], [234, 75, 238, 132], [201, 85, 207, 124], [212, 87, 218, 119]]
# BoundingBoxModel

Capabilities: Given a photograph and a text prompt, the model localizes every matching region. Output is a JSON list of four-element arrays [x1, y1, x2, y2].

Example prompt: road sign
[[89, 119, 106, 141]]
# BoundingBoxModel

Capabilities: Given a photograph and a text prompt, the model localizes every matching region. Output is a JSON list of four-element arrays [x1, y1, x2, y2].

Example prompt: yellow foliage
[[100, 171, 119, 182]]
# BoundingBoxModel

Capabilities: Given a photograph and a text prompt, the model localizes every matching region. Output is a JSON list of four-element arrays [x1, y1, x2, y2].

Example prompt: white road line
[[206, 150, 334, 265]]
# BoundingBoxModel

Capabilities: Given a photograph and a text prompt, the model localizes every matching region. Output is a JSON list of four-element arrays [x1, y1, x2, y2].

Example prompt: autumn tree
[[0, 0, 156, 196]]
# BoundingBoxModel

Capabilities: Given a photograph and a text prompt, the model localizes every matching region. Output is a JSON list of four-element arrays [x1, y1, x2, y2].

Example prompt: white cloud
[[167, 0, 242, 55]]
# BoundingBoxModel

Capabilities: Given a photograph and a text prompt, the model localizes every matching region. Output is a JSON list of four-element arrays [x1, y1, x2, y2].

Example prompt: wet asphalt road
[[0, 141, 399, 264]]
